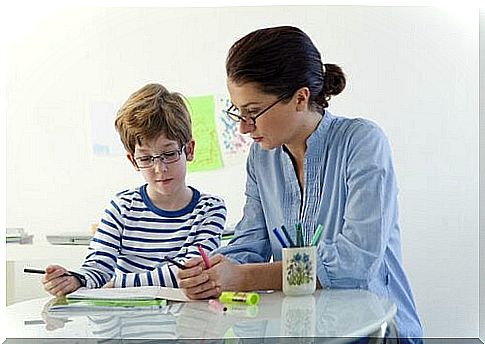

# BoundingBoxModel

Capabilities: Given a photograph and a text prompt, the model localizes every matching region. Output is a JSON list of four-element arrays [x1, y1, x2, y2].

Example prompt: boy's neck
[[147, 185, 193, 211]]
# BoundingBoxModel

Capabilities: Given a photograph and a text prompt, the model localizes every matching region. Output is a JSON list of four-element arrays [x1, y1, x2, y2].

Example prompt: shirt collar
[[305, 110, 334, 157]]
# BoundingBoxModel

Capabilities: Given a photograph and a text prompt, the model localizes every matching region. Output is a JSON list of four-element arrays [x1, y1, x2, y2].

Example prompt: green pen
[[310, 224, 324, 246], [295, 223, 304, 247]]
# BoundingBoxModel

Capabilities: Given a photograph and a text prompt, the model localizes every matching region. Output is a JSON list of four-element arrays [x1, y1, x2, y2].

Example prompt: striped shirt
[[79, 185, 226, 288]]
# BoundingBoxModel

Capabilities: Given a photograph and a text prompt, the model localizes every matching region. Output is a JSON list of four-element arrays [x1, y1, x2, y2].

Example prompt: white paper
[[67, 286, 190, 302]]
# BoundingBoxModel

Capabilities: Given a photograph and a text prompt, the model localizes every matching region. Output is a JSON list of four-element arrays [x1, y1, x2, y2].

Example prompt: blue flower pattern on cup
[[286, 252, 313, 286]]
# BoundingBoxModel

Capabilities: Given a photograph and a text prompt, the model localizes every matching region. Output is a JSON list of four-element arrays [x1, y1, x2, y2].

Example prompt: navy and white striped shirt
[[79, 185, 226, 288]]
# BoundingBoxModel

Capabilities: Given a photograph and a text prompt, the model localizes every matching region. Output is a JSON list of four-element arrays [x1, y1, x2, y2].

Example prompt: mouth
[[252, 137, 263, 143], [156, 179, 173, 184]]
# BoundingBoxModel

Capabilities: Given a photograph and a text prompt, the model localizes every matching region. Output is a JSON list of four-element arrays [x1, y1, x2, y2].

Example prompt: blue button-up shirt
[[214, 111, 423, 339]]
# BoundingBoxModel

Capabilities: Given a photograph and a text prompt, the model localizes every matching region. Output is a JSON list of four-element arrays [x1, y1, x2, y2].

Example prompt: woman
[[177, 26, 422, 340]]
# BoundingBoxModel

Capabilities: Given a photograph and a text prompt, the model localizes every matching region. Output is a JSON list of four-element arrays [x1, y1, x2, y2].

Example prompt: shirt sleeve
[[316, 122, 396, 289], [213, 146, 272, 263], [79, 198, 123, 288], [112, 197, 227, 288]]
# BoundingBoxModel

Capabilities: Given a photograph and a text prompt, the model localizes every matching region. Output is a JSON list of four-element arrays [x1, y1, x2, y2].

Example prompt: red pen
[[197, 245, 211, 268]]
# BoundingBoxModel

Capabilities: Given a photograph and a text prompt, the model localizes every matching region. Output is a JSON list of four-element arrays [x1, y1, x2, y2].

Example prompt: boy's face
[[127, 134, 194, 199]]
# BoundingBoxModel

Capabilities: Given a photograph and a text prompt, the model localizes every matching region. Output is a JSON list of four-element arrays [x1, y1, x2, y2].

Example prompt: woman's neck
[[284, 110, 322, 164]]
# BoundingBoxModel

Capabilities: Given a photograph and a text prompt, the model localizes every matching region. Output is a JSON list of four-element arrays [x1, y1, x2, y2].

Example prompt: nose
[[153, 158, 168, 173], [239, 120, 253, 135]]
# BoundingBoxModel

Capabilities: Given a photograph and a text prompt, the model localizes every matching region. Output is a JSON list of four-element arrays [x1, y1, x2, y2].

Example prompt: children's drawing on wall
[[90, 101, 125, 156], [215, 95, 251, 165]]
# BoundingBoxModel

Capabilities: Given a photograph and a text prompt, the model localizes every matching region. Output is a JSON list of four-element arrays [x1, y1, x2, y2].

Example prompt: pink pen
[[198, 244, 211, 268]]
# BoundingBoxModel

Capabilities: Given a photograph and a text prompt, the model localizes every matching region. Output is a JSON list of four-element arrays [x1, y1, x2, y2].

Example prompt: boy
[[42, 83, 226, 296]]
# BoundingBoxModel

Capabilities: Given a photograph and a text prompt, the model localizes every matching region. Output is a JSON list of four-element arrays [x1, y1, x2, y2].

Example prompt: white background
[[4, 5, 480, 338]]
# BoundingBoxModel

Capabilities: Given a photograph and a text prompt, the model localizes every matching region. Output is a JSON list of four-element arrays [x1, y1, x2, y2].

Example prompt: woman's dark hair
[[226, 26, 346, 111]]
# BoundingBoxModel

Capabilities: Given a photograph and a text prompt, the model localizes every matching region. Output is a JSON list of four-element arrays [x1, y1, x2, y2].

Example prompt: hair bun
[[323, 63, 346, 97]]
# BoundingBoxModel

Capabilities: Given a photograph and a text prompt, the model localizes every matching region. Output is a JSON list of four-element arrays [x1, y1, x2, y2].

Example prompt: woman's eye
[[245, 109, 259, 116]]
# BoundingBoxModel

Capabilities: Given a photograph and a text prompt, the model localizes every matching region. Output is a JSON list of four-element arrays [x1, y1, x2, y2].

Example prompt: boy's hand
[[42, 265, 81, 297], [102, 280, 114, 288]]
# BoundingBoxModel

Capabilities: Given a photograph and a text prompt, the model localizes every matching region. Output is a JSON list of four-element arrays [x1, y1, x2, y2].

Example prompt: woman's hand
[[42, 265, 81, 297], [205, 254, 245, 291], [177, 254, 245, 300], [177, 257, 218, 299]]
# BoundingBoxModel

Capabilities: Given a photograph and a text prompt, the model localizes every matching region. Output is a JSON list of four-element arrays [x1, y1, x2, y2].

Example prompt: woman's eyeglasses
[[223, 96, 286, 126]]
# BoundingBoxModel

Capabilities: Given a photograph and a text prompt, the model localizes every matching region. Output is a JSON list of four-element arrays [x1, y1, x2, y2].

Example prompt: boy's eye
[[163, 151, 177, 157]]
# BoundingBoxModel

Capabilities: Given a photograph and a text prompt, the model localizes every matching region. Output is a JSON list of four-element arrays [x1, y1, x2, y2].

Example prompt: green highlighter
[[218, 292, 260, 305]]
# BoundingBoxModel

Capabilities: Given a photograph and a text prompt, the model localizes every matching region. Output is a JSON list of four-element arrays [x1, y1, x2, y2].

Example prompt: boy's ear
[[126, 153, 140, 171], [185, 139, 195, 162]]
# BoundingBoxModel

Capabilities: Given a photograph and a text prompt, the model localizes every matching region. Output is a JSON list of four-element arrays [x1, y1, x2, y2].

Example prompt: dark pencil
[[164, 256, 187, 270], [23, 267, 86, 281]]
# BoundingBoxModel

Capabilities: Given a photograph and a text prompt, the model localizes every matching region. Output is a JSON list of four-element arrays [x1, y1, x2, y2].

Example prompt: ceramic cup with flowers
[[282, 246, 317, 296]]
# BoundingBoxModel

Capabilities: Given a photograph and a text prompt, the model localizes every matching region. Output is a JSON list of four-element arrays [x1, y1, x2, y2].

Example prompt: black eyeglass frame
[[224, 95, 288, 126], [134, 145, 185, 169]]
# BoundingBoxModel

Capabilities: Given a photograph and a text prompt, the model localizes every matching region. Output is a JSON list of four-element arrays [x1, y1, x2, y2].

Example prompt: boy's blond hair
[[115, 83, 192, 155]]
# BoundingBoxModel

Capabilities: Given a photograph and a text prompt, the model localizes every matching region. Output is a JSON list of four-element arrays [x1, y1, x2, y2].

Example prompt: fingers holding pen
[[42, 265, 66, 283], [42, 264, 80, 296], [43, 275, 80, 296]]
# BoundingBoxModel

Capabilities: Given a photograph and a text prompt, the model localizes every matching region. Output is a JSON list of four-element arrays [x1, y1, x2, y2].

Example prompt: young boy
[[42, 83, 226, 296]]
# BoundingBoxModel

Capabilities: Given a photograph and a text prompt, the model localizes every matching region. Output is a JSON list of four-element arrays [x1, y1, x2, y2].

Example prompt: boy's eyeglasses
[[223, 96, 286, 126], [134, 145, 185, 169]]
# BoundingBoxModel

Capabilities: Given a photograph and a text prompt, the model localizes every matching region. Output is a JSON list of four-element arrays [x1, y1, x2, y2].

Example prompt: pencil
[[23, 267, 85, 281], [164, 256, 187, 270], [198, 245, 212, 268]]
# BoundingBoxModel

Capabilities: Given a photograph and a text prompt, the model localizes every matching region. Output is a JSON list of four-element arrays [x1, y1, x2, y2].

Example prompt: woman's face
[[226, 79, 300, 150]]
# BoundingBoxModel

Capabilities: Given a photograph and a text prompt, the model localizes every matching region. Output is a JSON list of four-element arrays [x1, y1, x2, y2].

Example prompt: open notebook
[[67, 286, 190, 302], [48, 286, 190, 314]]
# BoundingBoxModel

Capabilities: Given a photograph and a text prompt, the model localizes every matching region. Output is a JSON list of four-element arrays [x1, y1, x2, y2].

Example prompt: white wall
[[479, 8, 484, 343], [5, 6, 479, 338]]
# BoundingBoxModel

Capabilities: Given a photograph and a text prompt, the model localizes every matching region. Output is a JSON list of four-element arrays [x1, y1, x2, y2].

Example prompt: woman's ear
[[294, 87, 310, 112], [126, 153, 140, 171], [185, 139, 195, 162]]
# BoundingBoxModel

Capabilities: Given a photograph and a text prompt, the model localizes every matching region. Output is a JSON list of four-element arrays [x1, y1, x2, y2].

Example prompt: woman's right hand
[[42, 264, 81, 297], [176, 257, 220, 299]]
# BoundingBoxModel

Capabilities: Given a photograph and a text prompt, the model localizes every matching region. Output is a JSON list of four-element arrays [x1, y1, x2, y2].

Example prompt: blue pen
[[272, 227, 288, 248]]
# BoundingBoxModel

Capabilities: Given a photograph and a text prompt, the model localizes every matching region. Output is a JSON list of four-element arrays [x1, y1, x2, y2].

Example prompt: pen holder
[[282, 246, 317, 296]]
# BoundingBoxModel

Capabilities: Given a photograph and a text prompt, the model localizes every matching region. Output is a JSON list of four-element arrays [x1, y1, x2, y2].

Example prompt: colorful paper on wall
[[215, 96, 252, 155], [186, 96, 223, 172]]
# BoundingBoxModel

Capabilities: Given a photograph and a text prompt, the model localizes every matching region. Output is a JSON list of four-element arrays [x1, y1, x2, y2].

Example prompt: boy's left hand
[[102, 280, 114, 288]]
